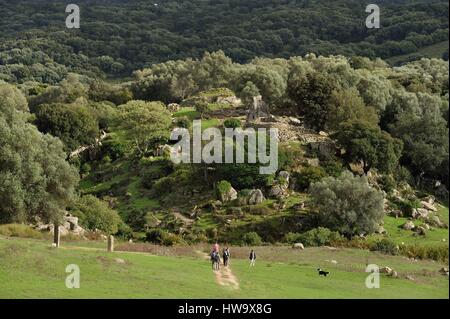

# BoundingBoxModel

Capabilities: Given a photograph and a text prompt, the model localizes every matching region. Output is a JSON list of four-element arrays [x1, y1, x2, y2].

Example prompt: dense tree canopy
[[0, 83, 78, 224], [0, 0, 448, 82]]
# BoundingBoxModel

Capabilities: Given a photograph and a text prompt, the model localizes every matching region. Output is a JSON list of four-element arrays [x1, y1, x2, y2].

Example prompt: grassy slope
[[0, 237, 448, 299], [368, 204, 449, 247], [387, 41, 449, 65]]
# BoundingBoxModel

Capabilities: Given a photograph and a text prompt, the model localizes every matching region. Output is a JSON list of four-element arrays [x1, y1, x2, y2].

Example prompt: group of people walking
[[210, 242, 257, 270]]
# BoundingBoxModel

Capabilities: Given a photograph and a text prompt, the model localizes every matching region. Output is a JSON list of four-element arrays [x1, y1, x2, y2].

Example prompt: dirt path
[[197, 251, 240, 290], [214, 265, 240, 290]]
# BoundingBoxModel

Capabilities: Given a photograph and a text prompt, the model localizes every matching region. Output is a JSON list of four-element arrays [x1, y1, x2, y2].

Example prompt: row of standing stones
[[51, 222, 115, 252]]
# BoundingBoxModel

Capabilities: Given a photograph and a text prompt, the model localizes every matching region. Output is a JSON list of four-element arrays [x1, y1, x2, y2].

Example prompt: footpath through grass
[[0, 237, 448, 299]]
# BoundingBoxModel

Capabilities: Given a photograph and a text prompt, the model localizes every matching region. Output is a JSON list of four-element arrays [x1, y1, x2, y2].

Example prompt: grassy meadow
[[0, 236, 448, 299]]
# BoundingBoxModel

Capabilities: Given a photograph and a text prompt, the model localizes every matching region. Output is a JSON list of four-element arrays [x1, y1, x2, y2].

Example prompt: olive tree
[[0, 83, 79, 224], [117, 100, 172, 156], [309, 171, 384, 238]]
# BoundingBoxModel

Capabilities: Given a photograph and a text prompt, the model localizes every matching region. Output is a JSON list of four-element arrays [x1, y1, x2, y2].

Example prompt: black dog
[[317, 268, 330, 277]]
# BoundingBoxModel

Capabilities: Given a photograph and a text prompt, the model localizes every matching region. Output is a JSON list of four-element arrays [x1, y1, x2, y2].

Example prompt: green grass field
[[0, 237, 448, 299]]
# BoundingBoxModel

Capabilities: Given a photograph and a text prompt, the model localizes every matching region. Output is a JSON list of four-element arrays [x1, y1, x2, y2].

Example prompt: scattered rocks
[[415, 226, 427, 236], [220, 186, 238, 203], [35, 214, 86, 237], [412, 208, 432, 220], [380, 266, 393, 274], [389, 210, 403, 218], [406, 275, 415, 281], [268, 184, 287, 198], [387, 270, 398, 278], [402, 220, 415, 231], [422, 195, 435, 205], [439, 267, 449, 276], [292, 243, 305, 250], [288, 117, 302, 126], [380, 267, 398, 278], [216, 96, 242, 107], [421, 201, 437, 212], [278, 171, 290, 186], [114, 258, 126, 264], [248, 189, 265, 205], [305, 158, 320, 167], [375, 226, 387, 235]]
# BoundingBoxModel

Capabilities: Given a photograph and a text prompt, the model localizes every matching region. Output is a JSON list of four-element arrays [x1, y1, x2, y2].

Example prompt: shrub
[[101, 136, 127, 160], [394, 165, 415, 186], [295, 166, 327, 191], [152, 176, 176, 196], [242, 232, 263, 246], [321, 158, 343, 177], [0, 224, 43, 239], [80, 163, 91, 176], [309, 171, 384, 237], [399, 244, 449, 262], [370, 239, 399, 255], [285, 227, 341, 246], [141, 159, 174, 189], [216, 180, 232, 200], [70, 195, 122, 234], [223, 118, 241, 129], [283, 232, 303, 244], [175, 116, 191, 128], [379, 174, 396, 194], [145, 229, 183, 246], [115, 222, 133, 239], [125, 209, 148, 232], [396, 198, 421, 217]]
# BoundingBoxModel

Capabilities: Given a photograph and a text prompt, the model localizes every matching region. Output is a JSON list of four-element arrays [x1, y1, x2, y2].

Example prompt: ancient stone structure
[[246, 95, 269, 123]]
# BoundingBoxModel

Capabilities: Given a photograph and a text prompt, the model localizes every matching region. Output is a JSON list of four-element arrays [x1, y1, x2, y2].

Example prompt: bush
[[141, 159, 174, 189], [283, 232, 303, 244], [370, 239, 399, 255], [80, 163, 91, 176], [285, 228, 341, 246], [394, 165, 415, 186], [70, 195, 122, 234], [223, 118, 241, 129], [152, 176, 176, 196], [242, 232, 263, 246], [396, 198, 421, 217], [379, 175, 396, 194], [309, 171, 384, 237], [295, 166, 327, 191], [115, 221, 133, 239], [216, 180, 232, 200], [145, 229, 183, 246], [175, 116, 191, 128], [125, 209, 148, 232], [0, 224, 43, 239], [101, 136, 128, 160], [321, 159, 344, 177]]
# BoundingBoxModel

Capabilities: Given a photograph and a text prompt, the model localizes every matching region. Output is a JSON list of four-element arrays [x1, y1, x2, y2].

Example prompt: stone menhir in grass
[[53, 223, 60, 248], [107, 235, 115, 252]]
